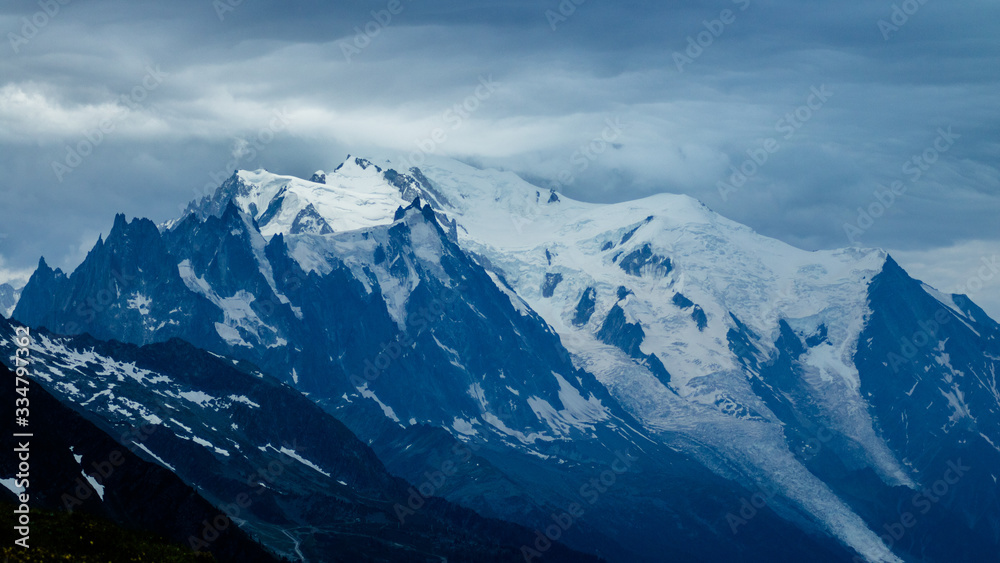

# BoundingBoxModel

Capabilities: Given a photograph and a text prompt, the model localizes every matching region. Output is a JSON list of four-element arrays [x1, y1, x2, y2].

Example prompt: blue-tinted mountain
[[0, 317, 601, 563], [0, 360, 281, 562], [12, 155, 1000, 562]]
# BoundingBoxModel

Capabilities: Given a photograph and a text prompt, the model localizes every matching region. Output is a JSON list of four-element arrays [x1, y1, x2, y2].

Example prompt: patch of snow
[[127, 293, 152, 316], [170, 418, 193, 433], [71, 447, 104, 501], [358, 384, 402, 425], [980, 433, 1000, 453], [485, 269, 531, 316], [228, 395, 260, 408], [452, 417, 479, 436], [1, 478, 24, 495], [277, 446, 331, 477], [191, 436, 230, 457], [179, 390, 216, 406], [134, 443, 176, 471]]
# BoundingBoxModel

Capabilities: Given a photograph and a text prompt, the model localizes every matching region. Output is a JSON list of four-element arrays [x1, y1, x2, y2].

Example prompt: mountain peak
[[108, 214, 161, 244], [332, 155, 383, 178], [209, 163, 411, 238], [220, 198, 244, 223], [112, 212, 128, 232]]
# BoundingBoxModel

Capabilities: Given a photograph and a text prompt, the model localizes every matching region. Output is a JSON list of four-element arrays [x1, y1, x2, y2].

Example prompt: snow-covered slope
[[0, 317, 602, 563], [14, 153, 999, 563], [406, 157, 918, 480], [0, 282, 22, 317], [370, 157, 923, 561], [179, 155, 909, 561], [180, 157, 409, 238]]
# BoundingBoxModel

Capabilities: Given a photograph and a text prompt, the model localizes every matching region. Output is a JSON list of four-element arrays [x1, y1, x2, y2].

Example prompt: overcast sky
[[1, 0, 997, 317]]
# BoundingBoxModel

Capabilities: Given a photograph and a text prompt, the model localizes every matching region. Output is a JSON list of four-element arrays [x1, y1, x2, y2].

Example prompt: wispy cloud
[[0, 0, 997, 316]]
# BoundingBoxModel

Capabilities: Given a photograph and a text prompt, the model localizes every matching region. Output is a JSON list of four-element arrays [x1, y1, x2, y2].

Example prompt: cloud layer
[[1, 0, 997, 315]]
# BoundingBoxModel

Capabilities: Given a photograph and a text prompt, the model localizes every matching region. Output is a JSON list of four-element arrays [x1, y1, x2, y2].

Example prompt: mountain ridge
[[11, 153, 999, 562]]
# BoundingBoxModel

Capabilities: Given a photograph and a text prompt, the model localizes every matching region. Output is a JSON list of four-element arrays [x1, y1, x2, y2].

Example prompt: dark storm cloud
[[1, 0, 998, 315]]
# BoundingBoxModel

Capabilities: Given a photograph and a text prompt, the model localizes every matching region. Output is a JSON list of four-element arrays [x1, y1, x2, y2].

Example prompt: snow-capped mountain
[[0, 282, 21, 317], [12, 154, 999, 562], [0, 358, 280, 563], [0, 316, 600, 563]]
